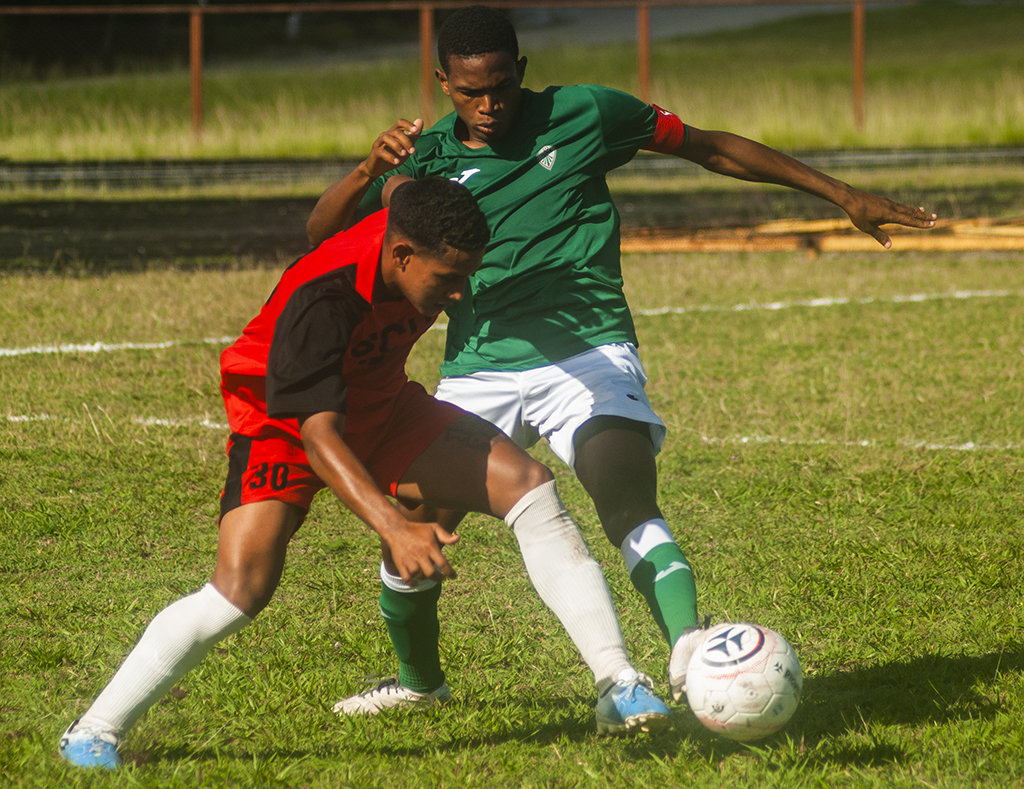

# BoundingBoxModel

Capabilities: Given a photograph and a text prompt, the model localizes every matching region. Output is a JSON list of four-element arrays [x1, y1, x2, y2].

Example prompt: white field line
[[133, 416, 229, 430], [428, 289, 1018, 329], [1, 290, 1014, 355], [3, 412, 1019, 452], [631, 288, 1017, 317], [5, 413, 228, 430], [701, 434, 1023, 453], [0, 336, 235, 358]]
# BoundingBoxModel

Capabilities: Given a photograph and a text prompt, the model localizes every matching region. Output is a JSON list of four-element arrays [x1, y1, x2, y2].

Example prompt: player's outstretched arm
[[299, 410, 458, 582], [677, 126, 937, 248], [306, 118, 424, 246]]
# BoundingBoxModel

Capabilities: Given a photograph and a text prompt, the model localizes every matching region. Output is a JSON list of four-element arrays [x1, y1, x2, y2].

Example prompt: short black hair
[[387, 178, 490, 254], [436, 5, 518, 73]]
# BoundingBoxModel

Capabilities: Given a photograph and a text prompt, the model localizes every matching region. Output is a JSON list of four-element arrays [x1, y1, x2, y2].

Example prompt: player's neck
[[373, 252, 404, 303], [454, 118, 489, 150]]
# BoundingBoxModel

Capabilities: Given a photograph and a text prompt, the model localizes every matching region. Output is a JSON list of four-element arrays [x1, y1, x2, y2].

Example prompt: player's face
[[437, 51, 526, 148], [394, 243, 483, 317]]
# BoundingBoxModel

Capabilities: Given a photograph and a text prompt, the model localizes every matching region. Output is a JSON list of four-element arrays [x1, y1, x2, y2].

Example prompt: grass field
[[2, 1, 1023, 160], [2, 245, 1023, 787]]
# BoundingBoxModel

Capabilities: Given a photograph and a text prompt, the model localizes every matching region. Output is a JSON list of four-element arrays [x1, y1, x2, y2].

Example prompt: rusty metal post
[[190, 7, 204, 144], [852, 0, 865, 132], [419, 3, 434, 126], [637, 3, 651, 103]]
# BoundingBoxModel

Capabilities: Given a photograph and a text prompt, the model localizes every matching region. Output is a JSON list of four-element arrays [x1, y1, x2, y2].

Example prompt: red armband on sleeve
[[643, 104, 689, 154]]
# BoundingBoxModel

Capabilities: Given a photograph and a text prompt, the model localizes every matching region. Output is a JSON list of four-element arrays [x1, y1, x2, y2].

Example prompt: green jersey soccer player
[[308, 5, 937, 711]]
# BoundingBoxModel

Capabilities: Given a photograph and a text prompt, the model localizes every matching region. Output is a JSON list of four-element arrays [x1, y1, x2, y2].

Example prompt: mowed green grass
[[1, 1, 1023, 160], [2, 247, 1023, 787]]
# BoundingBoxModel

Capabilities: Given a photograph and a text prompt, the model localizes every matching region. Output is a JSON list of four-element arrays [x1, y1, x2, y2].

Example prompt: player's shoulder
[[389, 119, 453, 177], [530, 84, 650, 137], [275, 222, 376, 312], [415, 124, 447, 149], [279, 264, 368, 337], [414, 115, 457, 154], [280, 254, 359, 304], [538, 84, 649, 122], [545, 83, 640, 105]]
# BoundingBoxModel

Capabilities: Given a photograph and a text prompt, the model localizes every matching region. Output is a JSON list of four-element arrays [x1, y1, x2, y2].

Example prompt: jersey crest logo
[[536, 145, 557, 171]]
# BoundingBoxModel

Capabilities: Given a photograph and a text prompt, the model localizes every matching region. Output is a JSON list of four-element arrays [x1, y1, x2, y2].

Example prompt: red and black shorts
[[218, 377, 467, 522]]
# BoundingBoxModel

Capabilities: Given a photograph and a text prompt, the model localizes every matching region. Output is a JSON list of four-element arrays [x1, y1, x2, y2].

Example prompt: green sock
[[629, 542, 699, 646], [378, 582, 445, 692]]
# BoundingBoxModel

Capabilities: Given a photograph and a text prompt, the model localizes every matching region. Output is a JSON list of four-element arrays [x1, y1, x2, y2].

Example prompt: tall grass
[[0, 60, 425, 160], [1, 2, 1023, 160]]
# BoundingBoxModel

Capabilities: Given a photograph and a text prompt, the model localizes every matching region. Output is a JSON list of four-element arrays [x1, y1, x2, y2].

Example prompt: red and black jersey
[[220, 209, 436, 440]]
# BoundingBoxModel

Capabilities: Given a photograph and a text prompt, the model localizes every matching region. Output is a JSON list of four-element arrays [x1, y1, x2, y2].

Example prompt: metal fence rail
[[1, 0, 915, 141]]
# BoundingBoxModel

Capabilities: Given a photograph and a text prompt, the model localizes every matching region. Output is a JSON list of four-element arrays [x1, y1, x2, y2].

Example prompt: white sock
[[505, 480, 632, 687], [379, 561, 439, 593], [77, 583, 251, 735], [619, 519, 677, 575]]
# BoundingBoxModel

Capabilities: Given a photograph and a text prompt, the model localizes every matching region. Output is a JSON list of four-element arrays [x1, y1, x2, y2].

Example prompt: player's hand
[[843, 189, 937, 249], [361, 118, 423, 180], [384, 520, 459, 583]]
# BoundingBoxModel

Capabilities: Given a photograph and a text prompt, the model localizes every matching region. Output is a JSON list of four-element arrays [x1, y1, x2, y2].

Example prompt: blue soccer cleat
[[595, 669, 673, 735], [58, 720, 121, 770]]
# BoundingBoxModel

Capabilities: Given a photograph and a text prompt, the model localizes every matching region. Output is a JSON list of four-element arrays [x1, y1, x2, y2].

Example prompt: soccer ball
[[685, 622, 802, 741]]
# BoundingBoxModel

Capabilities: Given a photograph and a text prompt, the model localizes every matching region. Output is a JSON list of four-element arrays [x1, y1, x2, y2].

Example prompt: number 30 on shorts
[[248, 462, 290, 491]]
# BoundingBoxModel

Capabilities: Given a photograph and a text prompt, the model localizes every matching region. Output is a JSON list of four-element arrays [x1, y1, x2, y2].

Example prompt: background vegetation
[[1, 1, 1023, 160]]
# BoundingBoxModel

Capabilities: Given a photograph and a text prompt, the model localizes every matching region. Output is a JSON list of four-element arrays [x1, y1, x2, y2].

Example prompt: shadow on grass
[[128, 695, 698, 768], [123, 647, 1024, 770], [803, 647, 1022, 726], [369, 646, 1024, 766], [5, 183, 1017, 274], [783, 646, 1024, 767]]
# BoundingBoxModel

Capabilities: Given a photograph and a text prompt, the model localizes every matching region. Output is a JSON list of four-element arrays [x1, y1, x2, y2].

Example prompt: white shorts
[[434, 343, 666, 470]]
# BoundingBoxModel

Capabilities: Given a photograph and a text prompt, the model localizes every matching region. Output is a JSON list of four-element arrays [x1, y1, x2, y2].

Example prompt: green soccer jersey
[[358, 84, 658, 376]]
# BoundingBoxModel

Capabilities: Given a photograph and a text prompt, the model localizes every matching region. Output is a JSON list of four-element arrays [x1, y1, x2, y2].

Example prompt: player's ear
[[516, 56, 527, 83], [391, 241, 415, 272], [436, 68, 450, 96]]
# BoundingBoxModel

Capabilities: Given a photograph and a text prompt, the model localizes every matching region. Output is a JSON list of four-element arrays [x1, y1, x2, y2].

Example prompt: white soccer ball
[[686, 622, 802, 741]]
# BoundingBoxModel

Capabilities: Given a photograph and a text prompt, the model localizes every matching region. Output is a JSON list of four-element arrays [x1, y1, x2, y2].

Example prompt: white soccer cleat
[[668, 619, 711, 703], [333, 677, 451, 716]]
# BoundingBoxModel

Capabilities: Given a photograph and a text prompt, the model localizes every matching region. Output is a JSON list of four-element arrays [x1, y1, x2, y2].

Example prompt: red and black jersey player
[[59, 177, 672, 770]]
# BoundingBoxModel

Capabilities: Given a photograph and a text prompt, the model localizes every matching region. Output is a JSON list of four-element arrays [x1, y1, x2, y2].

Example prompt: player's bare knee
[[508, 459, 554, 503], [210, 570, 278, 618], [591, 491, 662, 547]]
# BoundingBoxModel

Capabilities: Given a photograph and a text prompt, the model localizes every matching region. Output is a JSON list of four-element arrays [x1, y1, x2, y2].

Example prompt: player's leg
[[528, 344, 706, 701], [59, 500, 302, 769], [572, 417, 706, 700], [395, 413, 671, 734], [573, 416, 699, 643], [334, 504, 461, 714], [344, 416, 632, 708], [338, 377, 516, 714], [338, 385, 669, 733], [354, 504, 465, 711], [59, 430, 315, 769]]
